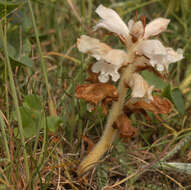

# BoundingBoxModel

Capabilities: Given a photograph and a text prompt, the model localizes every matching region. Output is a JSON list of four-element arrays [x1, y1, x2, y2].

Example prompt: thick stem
[[78, 64, 135, 175]]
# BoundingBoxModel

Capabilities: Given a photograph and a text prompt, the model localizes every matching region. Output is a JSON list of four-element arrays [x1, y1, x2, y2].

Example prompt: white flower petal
[[127, 19, 134, 31], [143, 18, 170, 39], [91, 61, 121, 83], [128, 19, 144, 39], [94, 4, 129, 38], [77, 35, 111, 60], [98, 73, 110, 83], [136, 40, 183, 72], [110, 71, 120, 82], [104, 49, 128, 66], [128, 73, 153, 101], [162, 48, 184, 71], [156, 64, 164, 72], [77, 35, 128, 67], [136, 40, 167, 70], [166, 48, 184, 63], [136, 40, 166, 57]]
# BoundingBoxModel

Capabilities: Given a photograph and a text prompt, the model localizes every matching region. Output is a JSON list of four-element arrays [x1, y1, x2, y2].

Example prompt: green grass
[[0, 0, 191, 189]]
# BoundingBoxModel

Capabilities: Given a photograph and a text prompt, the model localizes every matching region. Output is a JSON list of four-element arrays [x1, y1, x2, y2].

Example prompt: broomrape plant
[[75, 4, 183, 175]]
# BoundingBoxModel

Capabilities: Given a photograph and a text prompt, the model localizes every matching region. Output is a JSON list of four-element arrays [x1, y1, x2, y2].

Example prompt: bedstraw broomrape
[[75, 4, 183, 175]]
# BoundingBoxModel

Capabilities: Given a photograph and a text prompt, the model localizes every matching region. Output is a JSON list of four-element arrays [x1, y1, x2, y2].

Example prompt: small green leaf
[[47, 116, 61, 133], [17, 106, 41, 138], [162, 84, 172, 100], [0, 39, 33, 67], [171, 88, 185, 115], [3, 30, 34, 67], [22, 39, 32, 55], [141, 70, 168, 89], [7, 42, 16, 57], [19, 56, 33, 67], [162, 86, 185, 115], [23, 94, 42, 110], [13, 94, 42, 138], [9, 55, 33, 67]]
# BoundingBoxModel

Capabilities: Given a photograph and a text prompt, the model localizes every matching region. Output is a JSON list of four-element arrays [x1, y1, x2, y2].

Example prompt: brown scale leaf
[[85, 64, 99, 83], [113, 114, 137, 142], [124, 95, 172, 120], [75, 83, 118, 114]]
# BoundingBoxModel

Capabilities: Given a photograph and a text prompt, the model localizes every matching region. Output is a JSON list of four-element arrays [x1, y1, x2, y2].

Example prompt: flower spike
[[76, 4, 183, 176]]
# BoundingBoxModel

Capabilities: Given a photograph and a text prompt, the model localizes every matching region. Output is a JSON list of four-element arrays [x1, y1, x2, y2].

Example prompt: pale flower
[[128, 73, 154, 102], [136, 40, 183, 71], [91, 60, 120, 83], [77, 35, 128, 83], [77, 5, 183, 82], [77, 35, 111, 60], [94, 4, 129, 38], [94, 5, 170, 42], [143, 18, 170, 39], [128, 19, 144, 39]]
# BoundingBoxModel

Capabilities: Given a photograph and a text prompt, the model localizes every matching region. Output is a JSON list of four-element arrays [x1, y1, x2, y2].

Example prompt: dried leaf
[[75, 83, 118, 112], [85, 64, 99, 83], [124, 95, 172, 118], [113, 114, 137, 142]]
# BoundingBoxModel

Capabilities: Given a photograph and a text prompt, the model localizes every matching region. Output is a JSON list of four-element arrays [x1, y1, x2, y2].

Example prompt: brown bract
[[85, 64, 99, 83], [124, 95, 172, 120], [75, 83, 118, 114], [113, 114, 137, 142]]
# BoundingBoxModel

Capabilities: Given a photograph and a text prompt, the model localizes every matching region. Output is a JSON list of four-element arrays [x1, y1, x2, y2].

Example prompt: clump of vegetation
[[76, 4, 183, 175], [0, 0, 191, 189]]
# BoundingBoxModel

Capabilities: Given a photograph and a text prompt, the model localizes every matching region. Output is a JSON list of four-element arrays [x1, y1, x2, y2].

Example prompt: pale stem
[[78, 61, 135, 175]]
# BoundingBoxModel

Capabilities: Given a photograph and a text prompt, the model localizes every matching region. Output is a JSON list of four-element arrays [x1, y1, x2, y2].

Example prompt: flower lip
[[77, 35, 129, 83], [128, 73, 154, 102], [136, 39, 184, 72], [91, 61, 121, 83], [94, 4, 129, 38]]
